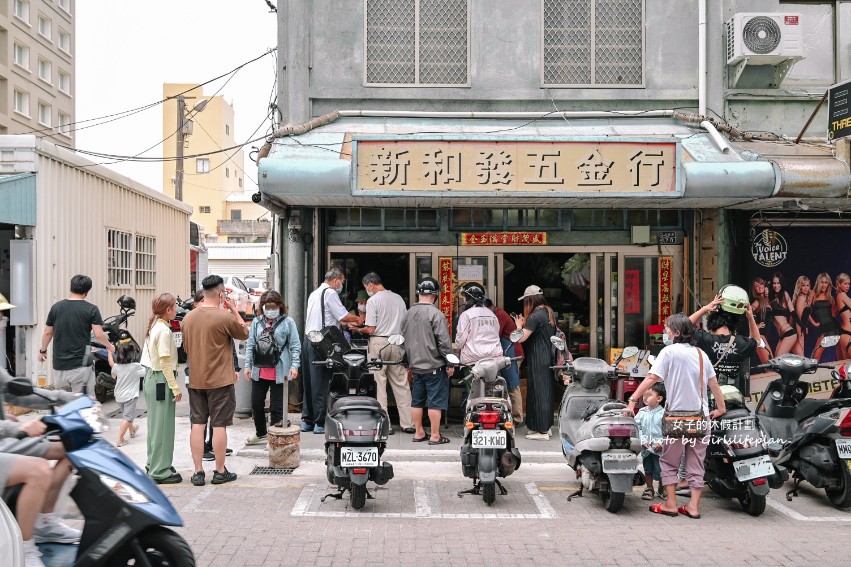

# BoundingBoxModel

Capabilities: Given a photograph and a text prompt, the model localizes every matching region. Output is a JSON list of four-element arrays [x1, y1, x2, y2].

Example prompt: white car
[[220, 275, 251, 314], [244, 278, 267, 310]]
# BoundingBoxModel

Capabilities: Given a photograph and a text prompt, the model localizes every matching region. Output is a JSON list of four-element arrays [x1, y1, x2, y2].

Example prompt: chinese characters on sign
[[460, 232, 548, 246], [624, 269, 640, 314], [357, 140, 677, 193], [438, 257, 454, 334], [658, 257, 673, 323]]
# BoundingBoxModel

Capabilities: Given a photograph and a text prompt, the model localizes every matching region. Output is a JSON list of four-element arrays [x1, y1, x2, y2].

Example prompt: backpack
[[253, 317, 286, 368]]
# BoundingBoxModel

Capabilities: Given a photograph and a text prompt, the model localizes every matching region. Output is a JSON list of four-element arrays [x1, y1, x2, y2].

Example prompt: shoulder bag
[[661, 348, 707, 439]]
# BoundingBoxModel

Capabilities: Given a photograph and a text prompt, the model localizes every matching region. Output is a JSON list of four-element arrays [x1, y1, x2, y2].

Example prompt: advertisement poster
[[746, 227, 851, 363]]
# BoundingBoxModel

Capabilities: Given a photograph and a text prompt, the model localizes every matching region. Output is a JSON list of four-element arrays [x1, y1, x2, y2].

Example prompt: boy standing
[[635, 382, 666, 500]]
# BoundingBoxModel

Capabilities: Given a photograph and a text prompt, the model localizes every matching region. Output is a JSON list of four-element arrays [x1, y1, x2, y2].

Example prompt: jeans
[[498, 338, 520, 390]]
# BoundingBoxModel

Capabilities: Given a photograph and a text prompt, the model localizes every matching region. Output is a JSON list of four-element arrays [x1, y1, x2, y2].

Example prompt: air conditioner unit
[[725, 13, 804, 65]]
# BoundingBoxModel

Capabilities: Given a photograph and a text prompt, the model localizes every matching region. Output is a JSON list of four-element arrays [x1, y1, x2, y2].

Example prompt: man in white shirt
[[300, 267, 362, 434], [358, 272, 413, 434]]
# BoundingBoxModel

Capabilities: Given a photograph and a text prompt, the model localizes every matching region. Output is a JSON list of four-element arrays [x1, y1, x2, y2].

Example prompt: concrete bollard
[[267, 424, 300, 469]]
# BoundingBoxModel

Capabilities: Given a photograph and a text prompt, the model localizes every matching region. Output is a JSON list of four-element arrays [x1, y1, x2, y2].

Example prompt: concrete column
[[278, 0, 311, 125], [285, 210, 305, 334]]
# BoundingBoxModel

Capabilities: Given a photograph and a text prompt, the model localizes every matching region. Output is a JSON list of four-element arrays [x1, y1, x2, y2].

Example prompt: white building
[[206, 242, 270, 284], [0, 135, 191, 383]]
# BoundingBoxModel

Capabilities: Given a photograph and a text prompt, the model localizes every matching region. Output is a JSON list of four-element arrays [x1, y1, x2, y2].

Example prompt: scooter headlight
[[98, 474, 149, 504], [80, 404, 110, 434]]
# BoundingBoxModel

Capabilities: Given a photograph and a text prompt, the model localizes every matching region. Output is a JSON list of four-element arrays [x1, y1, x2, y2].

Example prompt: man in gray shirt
[[401, 278, 455, 444], [359, 272, 412, 434]]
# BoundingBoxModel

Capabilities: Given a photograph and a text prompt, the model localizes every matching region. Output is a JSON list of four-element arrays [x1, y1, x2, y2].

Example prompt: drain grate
[[250, 466, 294, 475]]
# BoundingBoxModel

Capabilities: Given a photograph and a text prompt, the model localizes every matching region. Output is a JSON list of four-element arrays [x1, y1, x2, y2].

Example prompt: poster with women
[[747, 227, 851, 363]]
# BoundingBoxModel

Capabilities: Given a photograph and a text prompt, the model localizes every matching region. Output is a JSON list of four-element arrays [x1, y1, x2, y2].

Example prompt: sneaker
[[202, 451, 215, 461], [211, 467, 237, 485], [154, 472, 183, 485], [525, 431, 548, 440], [300, 421, 314, 432], [33, 513, 81, 544], [23, 539, 45, 567], [313, 425, 325, 434], [226, 447, 233, 456], [246, 434, 268, 445], [191, 471, 205, 486]]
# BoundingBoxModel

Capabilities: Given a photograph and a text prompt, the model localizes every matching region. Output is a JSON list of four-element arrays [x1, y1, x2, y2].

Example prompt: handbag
[[312, 288, 351, 363], [661, 348, 708, 439]]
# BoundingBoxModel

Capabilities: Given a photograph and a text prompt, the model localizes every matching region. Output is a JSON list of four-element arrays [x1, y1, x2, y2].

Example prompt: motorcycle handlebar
[[817, 364, 835, 370]]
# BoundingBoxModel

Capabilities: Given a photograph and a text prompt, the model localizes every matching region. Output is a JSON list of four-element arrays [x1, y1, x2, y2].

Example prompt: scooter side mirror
[[445, 354, 460, 365], [6, 378, 34, 397], [621, 346, 640, 359], [307, 330, 324, 344], [550, 335, 566, 352], [387, 334, 405, 346], [509, 329, 524, 343], [821, 335, 840, 348]]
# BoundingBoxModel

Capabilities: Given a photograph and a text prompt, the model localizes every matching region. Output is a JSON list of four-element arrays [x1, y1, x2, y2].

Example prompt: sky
[[75, 1, 279, 195]]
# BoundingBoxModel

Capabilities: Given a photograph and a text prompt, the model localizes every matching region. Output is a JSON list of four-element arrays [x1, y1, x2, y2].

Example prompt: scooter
[[454, 343, 522, 505], [307, 328, 398, 510], [703, 385, 787, 516], [173, 295, 195, 363], [557, 342, 642, 513], [92, 295, 142, 402], [754, 335, 851, 509], [2, 378, 194, 566], [830, 360, 851, 399]]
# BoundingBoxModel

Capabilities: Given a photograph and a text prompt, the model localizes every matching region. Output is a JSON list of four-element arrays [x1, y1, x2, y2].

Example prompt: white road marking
[[766, 498, 851, 522], [526, 482, 556, 519], [414, 480, 432, 517], [181, 486, 214, 514]]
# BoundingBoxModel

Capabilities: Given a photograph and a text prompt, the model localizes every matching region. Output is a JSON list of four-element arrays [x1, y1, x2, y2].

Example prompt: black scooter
[[704, 385, 787, 516], [2, 377, 194, 566], [93, 295, 142, 402], [307, 328, 399, 510], [754, 336, 851, 509]]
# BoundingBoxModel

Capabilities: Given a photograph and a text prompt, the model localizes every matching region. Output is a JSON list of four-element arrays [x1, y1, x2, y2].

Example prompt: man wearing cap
[[38, 275, 113, 397], [401, 278, 455, 444]]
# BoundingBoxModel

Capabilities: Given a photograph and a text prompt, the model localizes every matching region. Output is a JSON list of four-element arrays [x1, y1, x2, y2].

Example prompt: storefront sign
[[658, 257, 672, 323], [438, 257, 454, 334], [624, 269, 641, 314], [751, 229, 787, 268], [656, 231, 676, 244], [355, 140, 677, 193], [460, 232, 547, 246]]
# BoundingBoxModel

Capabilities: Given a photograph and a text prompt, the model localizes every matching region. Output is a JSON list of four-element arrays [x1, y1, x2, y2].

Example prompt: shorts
[[54, 366, 95, 397], [643, 453, 661, 481], [189, 385, 236, 427], [0, 452, 19, 488], [0, 436, 51, 458], [411, 368, 450, 411], [117, 397, 138, 422]]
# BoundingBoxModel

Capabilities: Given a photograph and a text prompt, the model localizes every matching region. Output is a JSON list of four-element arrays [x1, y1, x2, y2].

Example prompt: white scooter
[[556, 340, 643, 513], [0, 497, 24, 567]]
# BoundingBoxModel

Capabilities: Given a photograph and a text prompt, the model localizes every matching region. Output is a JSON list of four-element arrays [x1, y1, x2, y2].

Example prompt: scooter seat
[[718, 408, 750, 420], [795, 397, 851, 422], [330, 396, 383, 415]]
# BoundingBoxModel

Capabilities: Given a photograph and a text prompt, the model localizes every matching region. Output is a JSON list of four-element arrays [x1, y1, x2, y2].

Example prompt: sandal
[[678, 505, 701, 519], [412, 434, 429, 442], [641, 487, 654, 501], [130, 425, 139, 438], [246, 434, 268, 445], [116, 440, 127, 447], [428, 435, 451, 445], [649, 503, 678, 517]]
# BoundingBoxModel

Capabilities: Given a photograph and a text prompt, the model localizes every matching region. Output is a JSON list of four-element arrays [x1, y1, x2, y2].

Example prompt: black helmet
[[117, 295, 136, 311], [461, 283, 485, 305], [416, 277, 440, 296]]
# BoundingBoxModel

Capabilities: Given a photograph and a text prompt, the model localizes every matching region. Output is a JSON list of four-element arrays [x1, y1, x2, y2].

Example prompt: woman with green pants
[[140, 293, 182, 484]]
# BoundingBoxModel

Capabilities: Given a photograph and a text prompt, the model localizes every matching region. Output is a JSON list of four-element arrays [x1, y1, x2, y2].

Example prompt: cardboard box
[[3, 403, 31, 416]]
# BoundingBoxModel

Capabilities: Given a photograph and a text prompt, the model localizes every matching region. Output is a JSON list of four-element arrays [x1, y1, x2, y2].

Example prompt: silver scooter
[[555, 340, 643, 513]]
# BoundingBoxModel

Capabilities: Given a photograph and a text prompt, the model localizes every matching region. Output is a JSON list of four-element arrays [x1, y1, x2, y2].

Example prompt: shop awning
[[0, 173, 36, 225], [258, 116, 849, 210]]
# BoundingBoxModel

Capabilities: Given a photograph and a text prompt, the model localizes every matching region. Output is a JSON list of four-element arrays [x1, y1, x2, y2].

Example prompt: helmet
[[718, 285, 749, 315], [416, 277, 440, 296], [460, 283, 485, 305], [117, 295, 136, 311]]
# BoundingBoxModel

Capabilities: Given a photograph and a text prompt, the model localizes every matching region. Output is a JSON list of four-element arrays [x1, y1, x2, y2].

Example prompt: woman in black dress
[[811, 272, 839, 360], [513, 285, 556, 440]]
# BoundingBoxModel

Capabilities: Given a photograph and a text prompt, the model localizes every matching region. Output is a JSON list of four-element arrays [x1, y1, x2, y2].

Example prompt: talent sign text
[[658, 257, 673, 323], [356, 141, 677, 193]]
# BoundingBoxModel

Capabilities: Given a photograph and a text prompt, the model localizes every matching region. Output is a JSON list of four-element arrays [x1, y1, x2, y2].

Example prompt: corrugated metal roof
[[206, 243, 270, 260]]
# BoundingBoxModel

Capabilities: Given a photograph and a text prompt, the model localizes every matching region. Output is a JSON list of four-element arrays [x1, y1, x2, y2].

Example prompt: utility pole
[[175, 95, 185, 201]]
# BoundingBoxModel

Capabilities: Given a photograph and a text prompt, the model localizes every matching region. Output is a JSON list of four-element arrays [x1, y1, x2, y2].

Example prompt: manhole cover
[[250, 466, 294, 475]]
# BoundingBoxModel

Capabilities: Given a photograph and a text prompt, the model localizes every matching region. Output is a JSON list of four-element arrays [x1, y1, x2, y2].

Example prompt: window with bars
[[542, 0, 644, 87], [365, 0, 469, 86], [107, 229, 133, 288], [135, 235, 156, 288]]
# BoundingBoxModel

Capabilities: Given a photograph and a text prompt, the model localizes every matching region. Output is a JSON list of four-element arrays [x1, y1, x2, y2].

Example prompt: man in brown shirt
[[182, 275, 249, 486]]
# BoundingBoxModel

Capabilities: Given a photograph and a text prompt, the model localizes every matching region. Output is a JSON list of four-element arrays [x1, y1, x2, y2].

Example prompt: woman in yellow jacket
[[140, 293, 182, 484]]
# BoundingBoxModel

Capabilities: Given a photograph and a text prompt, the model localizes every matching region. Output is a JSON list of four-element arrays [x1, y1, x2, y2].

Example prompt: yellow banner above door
[[460, 232, 548, 246]]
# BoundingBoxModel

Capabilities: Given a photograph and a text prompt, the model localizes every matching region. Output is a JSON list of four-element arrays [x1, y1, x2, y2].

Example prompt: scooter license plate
[[172, 332, 182, 348], [340, 446, 378, 468], [601, 452, 638, 473], [733, 455, 774, 482], [836, 439, 851, 460], [472, 430, 506, 449]]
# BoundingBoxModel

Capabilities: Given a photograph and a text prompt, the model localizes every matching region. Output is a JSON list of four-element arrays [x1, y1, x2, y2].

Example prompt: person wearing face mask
[[346, 289, 371, 344], [300, 267, 363, 434], [243, 290, 301, 445]]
